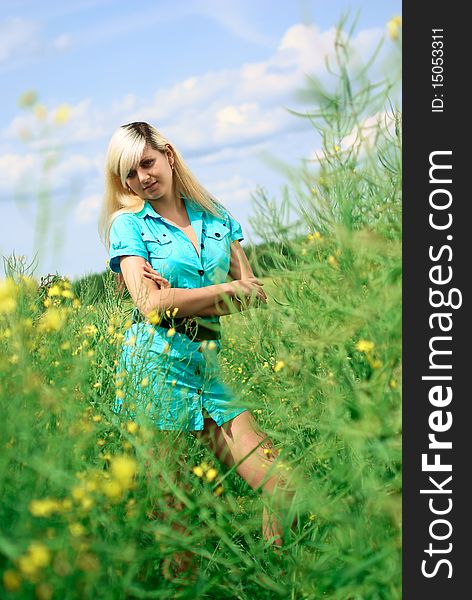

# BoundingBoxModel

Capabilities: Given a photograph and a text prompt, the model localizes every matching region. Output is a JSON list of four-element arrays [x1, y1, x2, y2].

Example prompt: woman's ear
[[166, 145, 175, 169]]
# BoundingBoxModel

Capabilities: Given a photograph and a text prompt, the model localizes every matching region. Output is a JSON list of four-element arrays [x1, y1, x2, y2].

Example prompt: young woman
[[99, 122, 294, 559]]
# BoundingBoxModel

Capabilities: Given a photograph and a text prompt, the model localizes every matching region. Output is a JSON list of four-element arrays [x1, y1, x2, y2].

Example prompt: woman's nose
[[138, 169, 150, 184]]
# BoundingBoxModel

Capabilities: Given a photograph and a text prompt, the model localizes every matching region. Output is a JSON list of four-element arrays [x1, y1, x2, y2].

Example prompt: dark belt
[[132, 309, 221, 342]]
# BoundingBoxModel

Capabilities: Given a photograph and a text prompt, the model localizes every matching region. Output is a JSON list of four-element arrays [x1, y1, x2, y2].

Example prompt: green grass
[[1, 19, 401, 599]]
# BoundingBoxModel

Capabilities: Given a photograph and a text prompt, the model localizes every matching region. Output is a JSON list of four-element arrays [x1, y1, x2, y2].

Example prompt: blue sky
[[0, 0, 401, 279]]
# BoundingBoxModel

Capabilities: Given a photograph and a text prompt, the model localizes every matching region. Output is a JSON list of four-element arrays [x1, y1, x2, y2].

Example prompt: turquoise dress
[[108, 197, 247, 430]]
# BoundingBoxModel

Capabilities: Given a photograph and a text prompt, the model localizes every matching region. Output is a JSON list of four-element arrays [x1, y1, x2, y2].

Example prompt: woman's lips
[[144, 181, 158, 191]]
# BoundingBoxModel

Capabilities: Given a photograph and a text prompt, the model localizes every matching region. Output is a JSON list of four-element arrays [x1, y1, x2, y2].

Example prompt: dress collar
[[137, 196, 204, 220]]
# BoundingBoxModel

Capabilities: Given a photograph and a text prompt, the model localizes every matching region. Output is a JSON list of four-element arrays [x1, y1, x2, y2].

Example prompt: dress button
[[198, 269, 204, 275], [200, 243, 204, 249], [215, 232, 221, 238]]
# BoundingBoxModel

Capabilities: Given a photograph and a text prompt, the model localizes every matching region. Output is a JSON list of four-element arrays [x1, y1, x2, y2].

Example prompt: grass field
[[1, 21, 402, 600]]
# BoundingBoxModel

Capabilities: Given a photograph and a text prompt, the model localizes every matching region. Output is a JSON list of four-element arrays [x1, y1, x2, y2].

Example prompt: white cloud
[[53, 33, 74, 51], [0, 150, 103, 195], [0, 17, 40, 65], [308, 110, 398, 163], [203, 174, 257, 207], [0, 153, 40, 191], [54, 153, 102, 186], [74, 193, 101, 224], [1, 22, 386, 175]]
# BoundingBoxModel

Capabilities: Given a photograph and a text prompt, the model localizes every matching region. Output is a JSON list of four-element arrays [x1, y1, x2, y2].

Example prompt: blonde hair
[[99, 122, 228, 249]]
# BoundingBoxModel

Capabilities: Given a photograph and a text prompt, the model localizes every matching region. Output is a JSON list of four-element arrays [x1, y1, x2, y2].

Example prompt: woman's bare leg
[[145, 434, 196, 580], [194, 410, 296, 549]]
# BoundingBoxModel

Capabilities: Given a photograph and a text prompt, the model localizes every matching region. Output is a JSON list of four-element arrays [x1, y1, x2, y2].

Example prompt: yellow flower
[[355, 339, 375, 353], [92, 414, 102, 422], [71, 485, 86, 502], [214, 485, 224, 496], [387, 15, 402, 40], [171, 379, 177, 387], [334, 144, 341, 153], [389, 378, 398, 389], [29, 498, 62, 517], [167, 327, 176, 337], [39, 308, 66, 332], [62, 498, 73, 510], [369, 357, 383, 369], [140, 377, 149, 387], [327, 255, 339, 269], [207, 341, 217, 350], [61, 289, 74, 298], [116, 390, 125, 399], [192, 466, 204, 477], [69, 522, 86, 537], [82, 324, 98, 336], [47, 284, 62, 297], [18, 542, 51, 575], [101, 480, 123, 501], [27, 542, 51, 568], [126, 421, 138, 434], [2, 569, 21, 591], [206, 468, 218, 482], [0, 278, 19, 314], [147, 309, 161, 325], [273, 360, 285, 373], [54, 104, 71, 124], [111, 455, 137, 487]]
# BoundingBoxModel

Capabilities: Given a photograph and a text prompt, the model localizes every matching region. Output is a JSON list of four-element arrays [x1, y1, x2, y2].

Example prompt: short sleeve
[[108, 214, 148, 273], [227, 213, 244, 243]]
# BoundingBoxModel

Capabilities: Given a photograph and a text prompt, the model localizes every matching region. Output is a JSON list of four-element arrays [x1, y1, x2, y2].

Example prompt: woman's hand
[[228, 277, 268, 305], [142, 261, 170, 289]]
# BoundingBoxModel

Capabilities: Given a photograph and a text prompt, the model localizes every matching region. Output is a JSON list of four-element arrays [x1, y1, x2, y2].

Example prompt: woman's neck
[[148, 196, 189, 226]]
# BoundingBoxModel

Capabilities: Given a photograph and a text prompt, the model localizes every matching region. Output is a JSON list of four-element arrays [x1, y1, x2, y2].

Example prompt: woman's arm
[[197, 241, 267, 316], [228, 240, 255, 280], [120, 254, 266, 318]]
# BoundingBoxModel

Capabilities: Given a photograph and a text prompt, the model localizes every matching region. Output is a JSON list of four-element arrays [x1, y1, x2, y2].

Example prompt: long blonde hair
[[99, 122, 227, 249]]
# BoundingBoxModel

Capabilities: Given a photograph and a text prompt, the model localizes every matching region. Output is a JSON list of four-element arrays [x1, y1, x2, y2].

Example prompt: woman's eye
[[143, 159, 153, 167], [127, 170, 136, 178]]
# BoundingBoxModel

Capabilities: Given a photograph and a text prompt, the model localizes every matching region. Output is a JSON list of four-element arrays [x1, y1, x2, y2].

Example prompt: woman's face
[[125, 143, 174, 201]]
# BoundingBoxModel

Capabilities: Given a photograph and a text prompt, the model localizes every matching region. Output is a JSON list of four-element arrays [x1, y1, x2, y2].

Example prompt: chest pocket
[[142, 230, 173, 259], [205, 222, 230, 242]]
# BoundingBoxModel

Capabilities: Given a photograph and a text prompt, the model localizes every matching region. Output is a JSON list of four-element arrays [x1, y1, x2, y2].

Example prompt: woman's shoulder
[[109, 211, 145, 241], [111, 210, 143, 229]]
